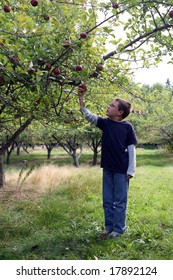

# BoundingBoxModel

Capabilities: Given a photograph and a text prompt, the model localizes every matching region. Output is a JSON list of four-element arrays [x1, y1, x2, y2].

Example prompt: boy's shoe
[[99, 229, 112, 240], [107, 231, 122, 238]]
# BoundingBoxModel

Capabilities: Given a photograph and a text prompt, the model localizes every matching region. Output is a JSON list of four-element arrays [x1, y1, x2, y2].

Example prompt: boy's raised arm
[[78, 83, 98, 125]]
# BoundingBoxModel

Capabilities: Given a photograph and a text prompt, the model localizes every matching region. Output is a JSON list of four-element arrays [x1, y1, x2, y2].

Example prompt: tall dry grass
[[4, 165, 81, 194]]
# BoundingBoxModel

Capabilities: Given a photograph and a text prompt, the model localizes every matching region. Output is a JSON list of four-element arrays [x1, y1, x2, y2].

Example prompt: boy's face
[[106, 100, 123, 119]]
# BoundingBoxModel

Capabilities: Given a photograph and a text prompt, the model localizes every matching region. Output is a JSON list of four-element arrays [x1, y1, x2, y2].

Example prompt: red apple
[[53, 68, 61, 75], [80, 32, 87, 39], [45, 64, 52, 71], [65, 120, 70, 124], [168, 10, 173, 18], [44, 14, 50, 21], [112, 2, 119, 9], [75, 65, 83, 71], [3, 5, 11, 13], [31, 0, 38, 7], [63, 39, 71, 48]]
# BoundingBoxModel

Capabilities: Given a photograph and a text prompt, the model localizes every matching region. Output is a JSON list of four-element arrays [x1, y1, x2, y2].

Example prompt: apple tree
[[131, 82, 173, 148], [84, 125, 102, 165], [0, 0, 109, 187], [1, 0, 173, 188]]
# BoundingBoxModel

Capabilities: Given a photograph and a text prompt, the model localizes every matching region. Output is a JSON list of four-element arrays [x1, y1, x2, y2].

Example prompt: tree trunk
[[72, 150, 80, 167], [16, 141, 22, 156], [47, 148, 51, 159], [0, 117, 33, 188], [45, 143, 57, 159], [17, 146, 20, 156], [92, 149, 98, 165], [6, 142, 15, 164], [0, 149, 5, 188]]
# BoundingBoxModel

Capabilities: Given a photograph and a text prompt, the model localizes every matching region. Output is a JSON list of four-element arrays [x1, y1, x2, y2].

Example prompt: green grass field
[[0, 148, 173, 260]]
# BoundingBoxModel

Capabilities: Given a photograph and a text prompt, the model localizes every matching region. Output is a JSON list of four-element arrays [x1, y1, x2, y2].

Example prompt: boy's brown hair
[[115, 98, 132, 119]]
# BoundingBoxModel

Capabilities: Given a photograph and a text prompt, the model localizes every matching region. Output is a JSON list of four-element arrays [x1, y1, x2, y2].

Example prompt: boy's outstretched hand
[[78, 82, 87, 109], [78, 82, 87, 97]]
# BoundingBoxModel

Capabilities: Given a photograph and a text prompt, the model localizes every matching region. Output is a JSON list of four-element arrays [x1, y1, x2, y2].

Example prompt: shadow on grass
[[5, 150, 99, 170], [0, 227, 106, 260], [1, 225, 172, 260], [136, 150, 173, 167], [1, 215, 173, 260]]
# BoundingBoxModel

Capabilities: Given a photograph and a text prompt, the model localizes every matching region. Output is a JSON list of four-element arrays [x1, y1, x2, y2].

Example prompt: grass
[[0, 148, 173, 260]]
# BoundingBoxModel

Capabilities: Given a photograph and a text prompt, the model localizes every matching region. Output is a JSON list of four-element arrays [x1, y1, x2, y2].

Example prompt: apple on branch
[[80, 32, 88, 39], [44, 14, 50, 21], [31, 0, 38, 7], [53, 68, 61, 75], [63, 39, 71, 48], [168, 10, 173, 18], [112, 2, 119, 9], [3, 5, 11, 13], [75, 65, 83, 71], [45, 64, 52, 71]]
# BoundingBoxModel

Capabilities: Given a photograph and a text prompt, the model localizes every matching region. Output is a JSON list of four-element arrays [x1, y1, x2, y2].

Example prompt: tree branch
[[103, 23, 173, 61]]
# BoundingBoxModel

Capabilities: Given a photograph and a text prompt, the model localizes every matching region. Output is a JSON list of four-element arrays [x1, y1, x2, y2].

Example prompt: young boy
[[78, 84, 137, 239]]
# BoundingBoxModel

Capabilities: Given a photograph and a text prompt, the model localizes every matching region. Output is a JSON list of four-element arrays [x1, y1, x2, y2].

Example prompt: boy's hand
[[78, 83, 87, 109], [78, 82, 87, 98], [127, 174, 133, 180]]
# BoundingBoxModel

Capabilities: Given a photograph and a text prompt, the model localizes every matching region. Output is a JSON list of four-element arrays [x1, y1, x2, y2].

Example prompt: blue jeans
[[102, 169, 129, 233]]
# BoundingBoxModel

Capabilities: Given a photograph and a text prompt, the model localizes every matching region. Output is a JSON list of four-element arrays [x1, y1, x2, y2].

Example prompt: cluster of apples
[[64, 110, 80, 124], [0, 29, 90, 87], [2, 0, 173, 89], [3, 1, 173, 20], [3, 1, 50, 21], [64, 117, 79, 124], [62, 32, 88, 72], [3, 1, 120, 13], [27, 31, 89, 77], [3, 1, 38, 13]]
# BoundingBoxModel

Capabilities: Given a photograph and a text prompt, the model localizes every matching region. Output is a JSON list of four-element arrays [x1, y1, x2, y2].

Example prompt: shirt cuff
[[127, 144, 136, 177]]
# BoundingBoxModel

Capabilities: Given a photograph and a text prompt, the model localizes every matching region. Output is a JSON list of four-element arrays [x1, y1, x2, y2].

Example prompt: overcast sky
[[134, 61, 173, 85]]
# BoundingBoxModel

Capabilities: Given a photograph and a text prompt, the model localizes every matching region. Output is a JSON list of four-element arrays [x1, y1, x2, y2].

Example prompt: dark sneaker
[[99, 229, 112, 240]]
